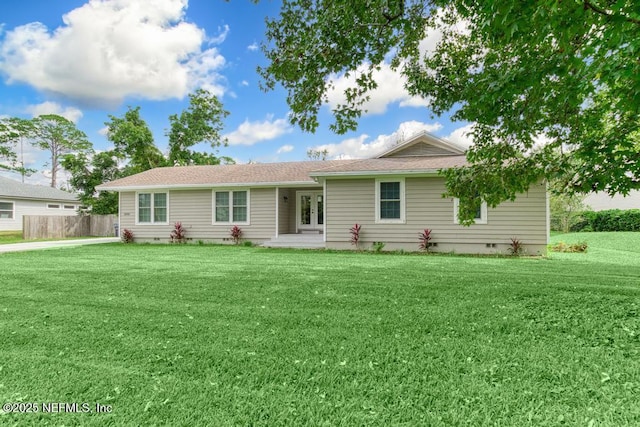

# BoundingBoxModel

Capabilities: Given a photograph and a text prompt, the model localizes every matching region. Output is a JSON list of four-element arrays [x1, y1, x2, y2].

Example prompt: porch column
[[275, 187, 279, 239], [323, 179, 327, 242]]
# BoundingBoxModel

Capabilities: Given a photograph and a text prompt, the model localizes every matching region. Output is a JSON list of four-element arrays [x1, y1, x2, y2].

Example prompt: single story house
[[97, 132, 548, 254], [0, 176, 80, 231]]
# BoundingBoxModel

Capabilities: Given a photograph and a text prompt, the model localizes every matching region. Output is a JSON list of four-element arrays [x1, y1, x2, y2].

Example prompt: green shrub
[[371, 242, 385, 253], [571, 209, 640, 232]]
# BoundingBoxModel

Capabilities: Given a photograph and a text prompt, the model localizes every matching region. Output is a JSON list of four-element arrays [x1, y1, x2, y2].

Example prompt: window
[[63, 205, 76, 210], [375, 178, 405, 223], [453, 198, 488, 224], [153, 193, 167, 222], [0, 201, 14, 219], [47, 204, 60, 209], [137, 192, 168, 224], [232, 191, 247, 222], [213, 190, 249, 224]]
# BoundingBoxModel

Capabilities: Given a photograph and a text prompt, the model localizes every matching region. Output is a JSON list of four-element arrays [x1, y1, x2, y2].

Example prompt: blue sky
[[0, 0, 471, 186]]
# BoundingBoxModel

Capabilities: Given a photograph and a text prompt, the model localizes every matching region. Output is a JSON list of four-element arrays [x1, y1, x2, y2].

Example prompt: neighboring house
[[583, 190, 640, 211], [0, 176, 80, 231], [97, 132, 548, 254]]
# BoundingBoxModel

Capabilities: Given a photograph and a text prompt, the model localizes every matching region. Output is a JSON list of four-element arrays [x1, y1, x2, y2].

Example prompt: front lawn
[[1, 234, 639, 426], [0, 231, 24, 244]]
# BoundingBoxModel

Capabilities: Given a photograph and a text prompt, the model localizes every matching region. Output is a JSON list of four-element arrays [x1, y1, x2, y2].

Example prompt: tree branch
[[583, 0, 640, 25]]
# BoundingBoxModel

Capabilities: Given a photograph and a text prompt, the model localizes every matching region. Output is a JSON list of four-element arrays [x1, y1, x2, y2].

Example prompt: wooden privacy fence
[[23, 215, 117, 240]]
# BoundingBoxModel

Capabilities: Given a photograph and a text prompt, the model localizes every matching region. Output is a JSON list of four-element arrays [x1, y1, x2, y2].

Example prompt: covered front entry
[[297, 191, 323, 233], [266, 187, 326, 248]]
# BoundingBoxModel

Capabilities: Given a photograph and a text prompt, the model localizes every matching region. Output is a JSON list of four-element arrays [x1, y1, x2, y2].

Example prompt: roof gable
[[376, 131, 465, 158], [0, 176, 79, 201]]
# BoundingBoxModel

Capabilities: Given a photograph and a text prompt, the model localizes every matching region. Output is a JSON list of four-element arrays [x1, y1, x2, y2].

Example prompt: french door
[[297, 191, 324, 232]]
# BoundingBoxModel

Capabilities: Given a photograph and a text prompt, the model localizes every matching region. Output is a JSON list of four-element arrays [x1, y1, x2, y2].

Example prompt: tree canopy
[[260, 0, 640, 222], [167, 89, 230, 166], [30, 114, 91, 188], [61, 151, 121, 214], [0, 117, 22, 169], [105, 106, 165, 174]]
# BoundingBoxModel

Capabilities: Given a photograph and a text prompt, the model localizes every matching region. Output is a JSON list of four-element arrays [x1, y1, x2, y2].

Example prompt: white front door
[[297, 191, 324, 232]]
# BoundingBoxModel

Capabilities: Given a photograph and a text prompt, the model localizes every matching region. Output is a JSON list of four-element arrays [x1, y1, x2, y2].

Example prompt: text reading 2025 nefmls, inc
[[2, 402, 113, 414]]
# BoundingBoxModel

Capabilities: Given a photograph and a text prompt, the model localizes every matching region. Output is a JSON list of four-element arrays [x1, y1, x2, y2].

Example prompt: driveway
[[0, 237, 120, 254]]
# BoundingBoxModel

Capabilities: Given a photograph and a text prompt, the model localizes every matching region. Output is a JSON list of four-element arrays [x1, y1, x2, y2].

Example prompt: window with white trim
[[0, 201, 14, 219], [63, 205, 76, 210], [47, 203, 61, 209], [213, 190, 249, 224], [453, 198, 488, 224], [375, 178, 405, 223], [137, 192, 168, 224]]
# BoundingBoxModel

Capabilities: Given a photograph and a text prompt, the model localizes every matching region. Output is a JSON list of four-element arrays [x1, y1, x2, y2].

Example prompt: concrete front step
[[262, 241, 325, 249], [262, 234, 325, 249]]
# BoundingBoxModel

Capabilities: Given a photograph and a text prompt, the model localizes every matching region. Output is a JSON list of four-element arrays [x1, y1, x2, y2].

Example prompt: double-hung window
[[0, 201, 14, 219], [213, 190, 249, 224], [375, 178, 405, 223], [137, 192, 168, 224]]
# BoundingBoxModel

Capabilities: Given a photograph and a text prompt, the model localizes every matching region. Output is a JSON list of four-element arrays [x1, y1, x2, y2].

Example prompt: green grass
[[0, 231, 102, 245], [1, 234, 639, 426], [0, 231, 24, 244]]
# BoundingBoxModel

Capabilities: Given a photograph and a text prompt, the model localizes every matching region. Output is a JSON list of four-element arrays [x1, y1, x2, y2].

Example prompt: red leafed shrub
[[170, 222, 187, 244], [121, 228, 134, 244], [230, 225, 242, 244], [418, 228, 433, 251], [350, 223, 361, 247], [508, 237, 524, 255]]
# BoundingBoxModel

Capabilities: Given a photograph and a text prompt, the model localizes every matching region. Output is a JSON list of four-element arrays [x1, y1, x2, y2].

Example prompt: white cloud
[[277, 144, 294, 154], [247, 42, 258, 51], [444, 123, 475, 148], [310, 121, 443, 159], [224, 115, 293, 146], [208, 24, 229, 44], [25, 101, 83, 123], [326, 63, 430, 115], [0, 0, 227, 106], [240, 80, 249, 87]]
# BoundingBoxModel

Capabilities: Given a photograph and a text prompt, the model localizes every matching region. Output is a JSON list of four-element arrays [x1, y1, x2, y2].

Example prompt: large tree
[[61, 151, 121, 214], [105, 106, 166, 174], [259, 0, 640, 222], [30, 114, 91, 188], [167, 89, 230, 166], [0, 117, 22, 169]]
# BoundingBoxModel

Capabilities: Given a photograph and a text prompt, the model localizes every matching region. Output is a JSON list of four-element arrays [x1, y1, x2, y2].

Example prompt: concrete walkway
[[0, 237, 120, 254]]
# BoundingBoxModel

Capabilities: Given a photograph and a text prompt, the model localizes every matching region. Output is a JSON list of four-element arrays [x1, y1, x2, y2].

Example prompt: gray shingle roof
[[96, 156, 468, 190], [97, 160, 354, 190], [309, 156, 468, 176], [0, 176, 79, 201]]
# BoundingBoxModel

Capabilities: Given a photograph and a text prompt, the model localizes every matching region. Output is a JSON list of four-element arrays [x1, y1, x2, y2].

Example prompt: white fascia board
[[96, 181, 319, 192], [0, 195, 80, 203], [309, 169, 442, 179]]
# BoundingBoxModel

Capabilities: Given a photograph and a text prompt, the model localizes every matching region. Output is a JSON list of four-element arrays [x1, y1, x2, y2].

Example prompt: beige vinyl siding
[[287, 191, 297, 233], [326, 177, 547, 253], [277, 188, 291, 234], [120, 188, 276, 242]]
